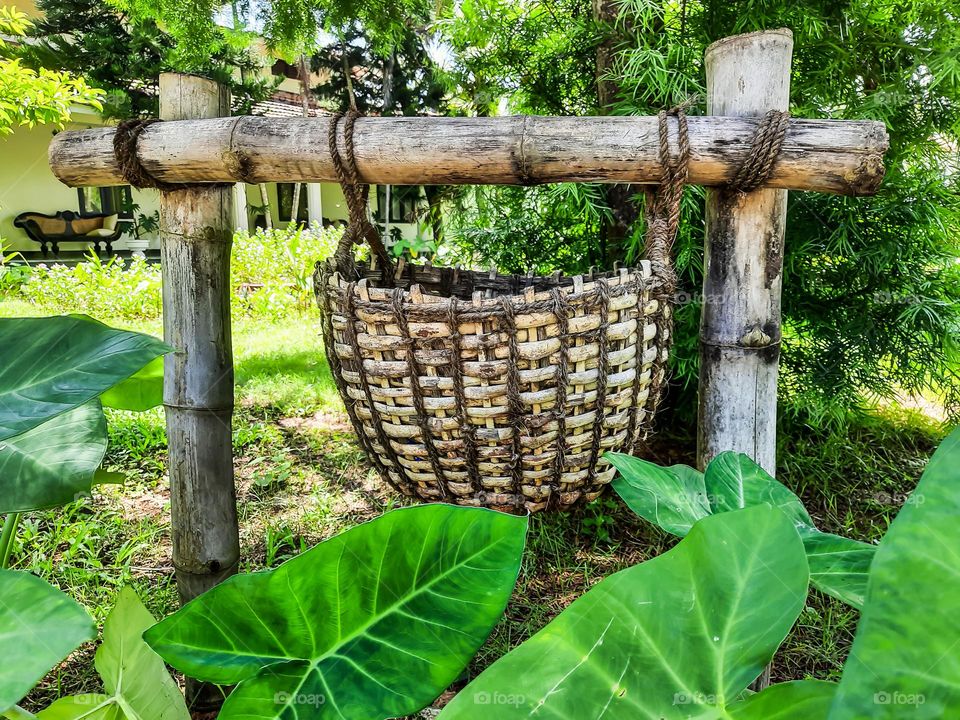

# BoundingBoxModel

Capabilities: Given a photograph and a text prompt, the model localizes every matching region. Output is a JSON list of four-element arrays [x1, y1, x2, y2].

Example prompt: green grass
[[0, 299, 949, 712]]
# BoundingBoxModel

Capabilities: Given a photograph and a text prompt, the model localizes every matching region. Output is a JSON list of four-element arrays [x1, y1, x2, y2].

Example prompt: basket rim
[[317, 258, 664, 310]]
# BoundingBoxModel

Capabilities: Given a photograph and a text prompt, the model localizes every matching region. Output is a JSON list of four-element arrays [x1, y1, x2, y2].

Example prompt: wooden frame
[[49, 114, 887, 195], [44, 28, 889, 703]]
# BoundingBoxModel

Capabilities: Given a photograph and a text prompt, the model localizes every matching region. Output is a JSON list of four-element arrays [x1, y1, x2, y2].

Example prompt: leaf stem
[[0, 512, 22, 569]]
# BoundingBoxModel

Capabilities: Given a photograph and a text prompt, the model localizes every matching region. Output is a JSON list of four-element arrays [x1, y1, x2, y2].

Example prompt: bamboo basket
[[314, 109, 688, 512]]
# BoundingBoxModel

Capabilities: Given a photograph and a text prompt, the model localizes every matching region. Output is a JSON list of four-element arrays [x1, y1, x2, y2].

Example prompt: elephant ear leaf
[[37, 695, 123, 720], [439, 506, 809, 719], [607, 452, 710, 536], [38, 587, 189, 720], [100, 357, 165, 412], [96, 587, 190, 720], [611, 450, 876, 610], [0, 315, 170, 440], [0, 401, 108, 514], [705, 452, 876, 610], [704, 452, 813, 526], [0, 570, 96, 713], [830, 427, 960, 719], [728, 680, 837, 719], [145, 504, 528, 720]]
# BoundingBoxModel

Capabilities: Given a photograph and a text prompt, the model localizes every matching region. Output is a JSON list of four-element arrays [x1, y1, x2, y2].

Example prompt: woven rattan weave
[[314, 108, 706, 512], [316, 258, 671, 512]]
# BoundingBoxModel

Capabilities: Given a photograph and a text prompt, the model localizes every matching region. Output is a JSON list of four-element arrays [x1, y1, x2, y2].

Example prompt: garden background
[[1, 0, 958, 712]]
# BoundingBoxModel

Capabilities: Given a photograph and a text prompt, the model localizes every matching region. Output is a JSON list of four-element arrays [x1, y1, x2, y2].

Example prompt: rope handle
[[328, 110, 395, 280], [642, 107, 790, 290], [642, 107, 691, 274]]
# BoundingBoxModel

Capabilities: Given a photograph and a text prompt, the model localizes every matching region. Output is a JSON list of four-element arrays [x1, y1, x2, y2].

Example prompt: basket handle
[[641, 107, 691, 293], [328, 110, 395, 279], [642, 106, 790, 291]]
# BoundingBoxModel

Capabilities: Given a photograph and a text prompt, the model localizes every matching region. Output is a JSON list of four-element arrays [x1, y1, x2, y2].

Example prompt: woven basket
[[314, 109, 688, 513], [315, 260, 671, 512]]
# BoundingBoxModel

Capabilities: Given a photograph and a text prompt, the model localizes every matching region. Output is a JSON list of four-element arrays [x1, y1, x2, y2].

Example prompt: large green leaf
[[35, 696, 121, 720], [800, 532, 875, 611], [608, 451, 876, 609], [830, 427, 960, 719], [607, 459, 709, 535], [704, 453, 813, 527], [145, 504, 527, 720], [0, 570, 96, 712], [728, 680, 836, 719], [100, 357, 164, 412], [704, 454, 876, 610], [439, 506, 809, 719], [0, 316, 170, 440], [0, 401, 108, 513], [38, 587, 189, 720]]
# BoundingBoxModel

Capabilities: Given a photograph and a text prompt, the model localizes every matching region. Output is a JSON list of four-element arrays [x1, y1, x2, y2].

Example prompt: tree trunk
[[424, 185, 445, 245], [158, 72, 240, 712], [289, 53, 312, 227], [258, 182, 273, 229], [383, 52, 395, 114], [593, 0, 642, 266], [341, 34, 356, 109]]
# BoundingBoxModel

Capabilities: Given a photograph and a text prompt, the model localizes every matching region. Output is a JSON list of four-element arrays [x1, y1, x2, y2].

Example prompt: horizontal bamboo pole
[[49, 115, 888, 195]]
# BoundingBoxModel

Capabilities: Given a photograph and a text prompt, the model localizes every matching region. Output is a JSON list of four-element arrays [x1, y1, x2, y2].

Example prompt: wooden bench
[[13, 210, 122, 257]]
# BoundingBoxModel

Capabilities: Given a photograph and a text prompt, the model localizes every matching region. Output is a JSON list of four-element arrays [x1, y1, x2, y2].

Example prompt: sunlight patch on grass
[[234, 317, 342, 416]]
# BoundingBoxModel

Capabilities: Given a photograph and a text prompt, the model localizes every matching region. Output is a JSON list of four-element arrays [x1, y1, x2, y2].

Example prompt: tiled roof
[[252, 91, 330, 118]]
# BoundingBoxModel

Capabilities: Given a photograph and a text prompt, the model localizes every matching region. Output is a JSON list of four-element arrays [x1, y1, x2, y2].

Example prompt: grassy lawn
[[0, 300, 946, 712]]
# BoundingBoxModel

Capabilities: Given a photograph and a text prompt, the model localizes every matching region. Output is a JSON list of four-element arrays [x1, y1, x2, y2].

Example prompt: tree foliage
[[111, 0, 433, 66], [439, 0, 960, 420], [309, 22, 446, 115], [0, 6, 102, 134], [19, 0, 274, 118]]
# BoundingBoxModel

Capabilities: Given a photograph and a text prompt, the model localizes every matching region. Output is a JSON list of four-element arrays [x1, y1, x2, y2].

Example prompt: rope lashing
[[643, 107, 691, 293], [728, 109, 791, 192], [327, 110, 395, 279], [113, 118, 233, 191], [114, 119, 176, 191], [641, 106, 691, 427]]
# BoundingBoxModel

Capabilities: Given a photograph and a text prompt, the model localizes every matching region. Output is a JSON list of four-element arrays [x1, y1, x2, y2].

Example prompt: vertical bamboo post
[[159, 73, 240, 704], [697, 30, 793, 477]]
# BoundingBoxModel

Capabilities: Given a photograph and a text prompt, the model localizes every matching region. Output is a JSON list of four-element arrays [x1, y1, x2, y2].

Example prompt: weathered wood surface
[[49, 113, 888, 195], [697, 30, 792, 477], [696, 27, 796, 694], [159, 73, 240, 608]]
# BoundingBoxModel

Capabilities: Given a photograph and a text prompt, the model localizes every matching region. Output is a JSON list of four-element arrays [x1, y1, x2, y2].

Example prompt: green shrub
[[231, 223, 339, 317], [14, 224, 340, 321], [19, 254, 162, 320]]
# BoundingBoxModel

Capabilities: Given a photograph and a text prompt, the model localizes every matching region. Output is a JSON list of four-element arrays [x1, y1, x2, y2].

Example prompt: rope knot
[[328, 110, 395, 282], [728, 109, 791, 193], [114, 118, 233, 192]]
